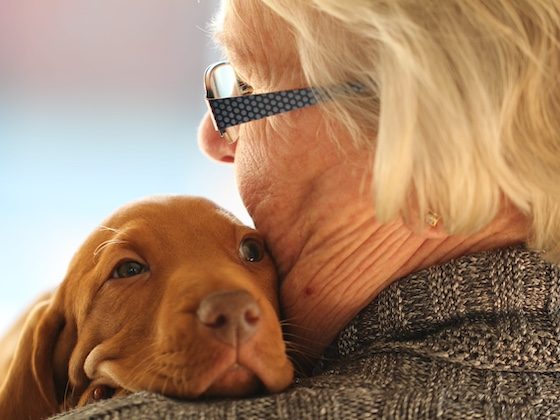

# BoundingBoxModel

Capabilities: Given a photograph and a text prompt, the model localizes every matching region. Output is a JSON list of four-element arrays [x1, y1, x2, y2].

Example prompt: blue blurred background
[[0, 0, 249, 333]]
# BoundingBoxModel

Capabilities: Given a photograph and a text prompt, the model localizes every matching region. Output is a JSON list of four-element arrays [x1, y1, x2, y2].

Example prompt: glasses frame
[[205, 61, 364, 144]]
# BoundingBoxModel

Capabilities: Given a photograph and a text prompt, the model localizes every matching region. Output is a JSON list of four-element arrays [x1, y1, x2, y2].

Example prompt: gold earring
[[425, 211, 441, 228]]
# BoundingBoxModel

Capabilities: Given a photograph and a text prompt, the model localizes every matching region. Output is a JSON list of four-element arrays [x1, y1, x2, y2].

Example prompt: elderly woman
[[60, 0, 560, 418]]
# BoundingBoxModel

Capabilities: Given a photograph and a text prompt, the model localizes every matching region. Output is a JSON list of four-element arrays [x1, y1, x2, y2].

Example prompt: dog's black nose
[[196, 290, 261, 346]]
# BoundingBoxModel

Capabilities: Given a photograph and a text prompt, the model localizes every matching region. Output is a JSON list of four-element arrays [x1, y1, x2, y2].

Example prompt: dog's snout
[[196, 290, 261, 346]]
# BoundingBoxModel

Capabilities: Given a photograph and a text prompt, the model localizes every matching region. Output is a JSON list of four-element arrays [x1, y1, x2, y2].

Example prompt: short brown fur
[[0, 196, 293, 419]]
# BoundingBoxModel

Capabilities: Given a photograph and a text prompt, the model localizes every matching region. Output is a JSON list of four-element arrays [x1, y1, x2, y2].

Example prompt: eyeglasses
[[204, 61, 364, 144]]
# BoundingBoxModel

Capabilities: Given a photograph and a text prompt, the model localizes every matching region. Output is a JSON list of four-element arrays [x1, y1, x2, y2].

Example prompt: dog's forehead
[[110, 196, 242, 224], [95, 196, 252, 246], [65, 196, 256, 285]]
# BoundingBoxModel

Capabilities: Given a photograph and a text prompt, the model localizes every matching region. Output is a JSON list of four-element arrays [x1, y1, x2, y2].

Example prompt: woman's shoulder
[[52, 246, 560, 419]]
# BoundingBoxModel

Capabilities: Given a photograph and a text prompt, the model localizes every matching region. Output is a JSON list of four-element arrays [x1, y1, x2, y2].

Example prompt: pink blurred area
[[0, 0, 221, 101]]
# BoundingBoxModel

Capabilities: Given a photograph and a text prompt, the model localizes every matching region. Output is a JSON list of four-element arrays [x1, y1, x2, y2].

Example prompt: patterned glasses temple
[[207, 87, 324, 135], [204, 62, 365, 135]]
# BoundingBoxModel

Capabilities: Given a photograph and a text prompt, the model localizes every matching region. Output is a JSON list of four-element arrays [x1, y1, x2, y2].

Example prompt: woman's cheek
[[233, 126, 275, 210]]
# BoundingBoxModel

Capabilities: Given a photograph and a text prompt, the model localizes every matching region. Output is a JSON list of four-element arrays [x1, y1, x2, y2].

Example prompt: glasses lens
[[211, 64, 237, 98], [207, 63, 242, 143]]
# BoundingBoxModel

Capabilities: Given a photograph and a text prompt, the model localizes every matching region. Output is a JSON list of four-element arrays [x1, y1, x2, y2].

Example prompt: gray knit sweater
[[53, 246, 560, 419]]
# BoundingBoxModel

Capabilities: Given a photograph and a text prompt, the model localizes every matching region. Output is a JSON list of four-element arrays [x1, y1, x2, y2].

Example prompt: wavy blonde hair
[[230, 0, 560, 262]]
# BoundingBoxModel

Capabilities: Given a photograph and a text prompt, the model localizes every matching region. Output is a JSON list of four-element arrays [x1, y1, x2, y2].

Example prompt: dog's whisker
[[166, 364, 180, 394], [97, 225, 121, 234], [286, 346, 315, 362], [70, 384, 78, 409], [93, 238, 128, 257], [289, 360, 309, 378], [62, 383, 68, 410], [136, 352, 183, 393], [132, 356, 160, 388], [122, 360, 146, 390], [62, 380, 73, 411], [289, 357, 318, 377], [280, 323, 316, 336], [281, 330, 307, 338], [284, 339, 319, 369], [282, 324, 315, 334], [282, 334, 319, 348], [278, 315, 304, 324], [146, 361, 160, 393], [279, 316, 298, 323], [181, 366, 190, 392], [284, 340, 311, 352]]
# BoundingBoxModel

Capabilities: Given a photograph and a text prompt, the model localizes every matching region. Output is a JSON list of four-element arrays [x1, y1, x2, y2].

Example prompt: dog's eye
[[112, 260, 148, 279], [239, 237, 264, 262]]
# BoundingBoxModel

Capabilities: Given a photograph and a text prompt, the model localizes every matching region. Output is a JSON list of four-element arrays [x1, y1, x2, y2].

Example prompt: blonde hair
[[231, 0, 560, 262]]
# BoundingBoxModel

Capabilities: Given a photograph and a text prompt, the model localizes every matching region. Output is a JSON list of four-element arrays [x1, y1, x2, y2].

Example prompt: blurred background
[[0, 0, 249, 334]]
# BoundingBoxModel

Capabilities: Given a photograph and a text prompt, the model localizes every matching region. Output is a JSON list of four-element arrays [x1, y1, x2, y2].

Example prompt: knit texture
[[52, 246, 560, 419]]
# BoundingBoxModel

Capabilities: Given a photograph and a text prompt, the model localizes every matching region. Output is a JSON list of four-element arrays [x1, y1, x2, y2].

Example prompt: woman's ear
[[0, 295, 75, 420]]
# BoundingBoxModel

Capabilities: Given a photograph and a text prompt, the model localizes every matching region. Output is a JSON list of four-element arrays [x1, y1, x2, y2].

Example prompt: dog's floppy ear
[[0, 295, 76, 420]]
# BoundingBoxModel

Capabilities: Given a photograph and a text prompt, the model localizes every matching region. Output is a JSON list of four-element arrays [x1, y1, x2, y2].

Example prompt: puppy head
[[57, 196, 292, 403]]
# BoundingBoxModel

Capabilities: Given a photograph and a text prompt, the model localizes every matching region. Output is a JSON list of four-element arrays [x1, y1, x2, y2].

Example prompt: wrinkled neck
[[276, 197, 528, 370]]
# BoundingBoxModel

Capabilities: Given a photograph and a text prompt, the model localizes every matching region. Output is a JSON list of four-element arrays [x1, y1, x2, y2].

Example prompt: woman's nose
[[197, 112, 237, 163]]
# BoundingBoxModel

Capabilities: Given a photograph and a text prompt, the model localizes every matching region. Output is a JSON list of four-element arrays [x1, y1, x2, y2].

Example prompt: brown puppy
[[0, 196, 293, 419]]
